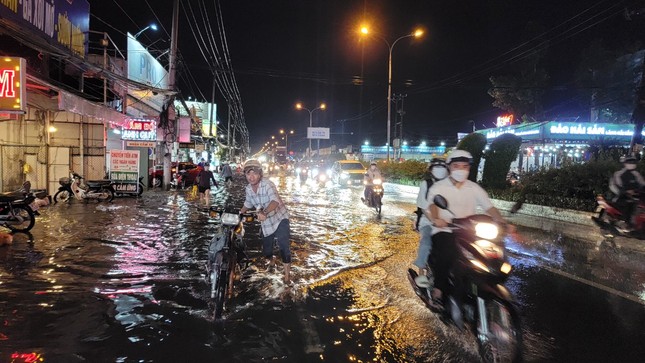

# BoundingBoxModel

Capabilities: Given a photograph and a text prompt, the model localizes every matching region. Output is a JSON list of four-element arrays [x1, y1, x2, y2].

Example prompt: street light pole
[[361, 27, 423, 162], [296, 102, 326, 161]]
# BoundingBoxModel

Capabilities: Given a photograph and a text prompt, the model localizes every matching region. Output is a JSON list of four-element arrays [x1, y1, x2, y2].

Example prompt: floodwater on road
[[1, 174, 644, 362]]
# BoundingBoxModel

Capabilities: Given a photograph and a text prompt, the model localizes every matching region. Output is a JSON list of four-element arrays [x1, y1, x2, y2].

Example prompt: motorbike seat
[[0, 192, 24, 202], [86, 180, 112, 188]]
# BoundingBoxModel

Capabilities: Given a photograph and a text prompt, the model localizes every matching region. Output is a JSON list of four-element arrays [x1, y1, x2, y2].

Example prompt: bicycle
[[206, 207, 255, 319]]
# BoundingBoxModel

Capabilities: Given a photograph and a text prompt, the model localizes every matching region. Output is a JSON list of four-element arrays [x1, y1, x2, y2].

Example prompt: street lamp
[[280, 129, 294, 153], [360, 26, 423, 161], [295, 102, 326, 160], [134, 24, 158, 39]]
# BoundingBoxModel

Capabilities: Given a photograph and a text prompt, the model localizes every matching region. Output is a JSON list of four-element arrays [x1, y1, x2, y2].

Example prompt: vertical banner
[[109, 149, 140, 193], [178, 116, 191, 143]]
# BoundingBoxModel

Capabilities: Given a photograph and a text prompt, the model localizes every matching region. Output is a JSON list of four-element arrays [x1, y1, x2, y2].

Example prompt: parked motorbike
[[53, 172, 115, 203], [206, 207, 255, 319], [363, 178, 383, 215], [0, 192, 36, 232], [407, 195, 523, 363], [592, 193, 645, 238], [16, 181, 50, 215]]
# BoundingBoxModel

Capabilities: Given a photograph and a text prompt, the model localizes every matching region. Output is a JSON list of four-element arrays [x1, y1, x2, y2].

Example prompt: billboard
[[0, 57, 26, 113], [0, 0, 90, 57], [307, 127, 329, 140], [121, 118, 157, 141]]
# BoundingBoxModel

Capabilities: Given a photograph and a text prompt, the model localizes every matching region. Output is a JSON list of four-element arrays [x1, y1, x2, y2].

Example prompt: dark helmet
[[621, 155, 637, 164]]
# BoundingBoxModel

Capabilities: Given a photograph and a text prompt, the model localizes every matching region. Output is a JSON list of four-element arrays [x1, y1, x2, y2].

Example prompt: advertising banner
[[307, 127, 330, 140], [121, 118, 157, 141], [0, 0, 90, 57], [109, 149, 140, 193], [0, 57, 26, 113]]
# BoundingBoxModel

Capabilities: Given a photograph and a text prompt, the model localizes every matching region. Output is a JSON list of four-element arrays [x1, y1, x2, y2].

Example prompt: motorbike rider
[[362, 161, 382, 203], [239, 159, 293, 284], [412, 158, 448, 288], [427, 149, 511, 307], [609, 155, 645, 229]]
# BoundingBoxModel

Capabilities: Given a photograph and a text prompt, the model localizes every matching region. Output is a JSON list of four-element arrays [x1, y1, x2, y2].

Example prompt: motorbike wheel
[[477, 299, 523, 363], [372, 194, 382, 215], [210, 252, 228, 319], [7, 206, 36, 232], [152, 177, 162, 188], [98, 188, 115, 202], [53, 190, 70, 203]]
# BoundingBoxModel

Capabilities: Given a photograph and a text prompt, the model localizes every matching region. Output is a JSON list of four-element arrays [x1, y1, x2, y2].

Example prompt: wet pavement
[[1, 174, 644, 362]]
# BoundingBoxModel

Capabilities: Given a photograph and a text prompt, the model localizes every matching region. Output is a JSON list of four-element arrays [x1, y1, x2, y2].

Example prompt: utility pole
[[163, 0, 179, 189]]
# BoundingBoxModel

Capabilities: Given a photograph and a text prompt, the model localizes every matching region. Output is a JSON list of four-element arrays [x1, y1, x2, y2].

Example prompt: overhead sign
[[0, 57, 26, 113], [480, 121, 645, 142], [126, 141, 155, 148], [0, 0, 90, 57], [496, 114, 514, 127], [121, 118, 157, 141], [307, 127, 330, 140]]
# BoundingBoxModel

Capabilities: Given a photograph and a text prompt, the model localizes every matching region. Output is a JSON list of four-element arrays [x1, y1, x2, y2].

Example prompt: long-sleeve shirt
[[243, 179, 289, 236]]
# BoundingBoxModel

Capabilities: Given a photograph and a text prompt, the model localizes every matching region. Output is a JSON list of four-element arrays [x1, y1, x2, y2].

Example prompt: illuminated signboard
[[496, 114, 514, 127], [121, 118, 157, 141], [0, 57, 26, 113], [480, 121, 645, 142], [0, 0, 90, 57]]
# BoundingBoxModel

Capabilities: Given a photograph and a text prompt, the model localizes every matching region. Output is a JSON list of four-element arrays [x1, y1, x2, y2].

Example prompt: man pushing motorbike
[[427, 150, 512, 308]]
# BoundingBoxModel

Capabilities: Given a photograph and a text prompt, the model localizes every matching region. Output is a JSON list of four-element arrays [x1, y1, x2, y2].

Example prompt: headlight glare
[[475, 222, 499, 240]]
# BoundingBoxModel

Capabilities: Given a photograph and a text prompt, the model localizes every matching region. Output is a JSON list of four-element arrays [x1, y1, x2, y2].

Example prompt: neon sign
[[0, 57, 26, 113], [121, 118, 157, 141], [496, 114, 513, 127]]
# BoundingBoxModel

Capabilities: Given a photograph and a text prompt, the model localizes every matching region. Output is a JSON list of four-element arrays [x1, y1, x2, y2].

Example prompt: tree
[[488, 22, 550, 122], [482, 133, 522, 189]]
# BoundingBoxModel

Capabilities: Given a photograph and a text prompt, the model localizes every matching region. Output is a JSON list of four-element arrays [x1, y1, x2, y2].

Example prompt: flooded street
[[1, 174, 644, 362]]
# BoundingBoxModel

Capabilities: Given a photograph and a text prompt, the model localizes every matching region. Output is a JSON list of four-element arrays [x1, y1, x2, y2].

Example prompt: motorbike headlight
[[220, 212, 241, 226], [470, 259, 490, 273], [312, 168, 319, 176], [500, 262, 512, 274], [475, 222, 499, 240], [373, 178, 382, 185], [296, 167, 302, 174], [341, 172, 349, 179], [318, 174, 327, 181]]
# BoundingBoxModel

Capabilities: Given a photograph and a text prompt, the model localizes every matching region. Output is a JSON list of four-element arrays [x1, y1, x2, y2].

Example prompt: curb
[[386, 182, 645, 255]]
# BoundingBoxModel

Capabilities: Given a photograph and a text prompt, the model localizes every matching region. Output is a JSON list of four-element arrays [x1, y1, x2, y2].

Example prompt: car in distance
[[330, 160, 366, 186]]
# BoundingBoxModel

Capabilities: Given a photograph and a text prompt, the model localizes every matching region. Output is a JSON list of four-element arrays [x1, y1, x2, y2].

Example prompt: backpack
[[414, 179, 433, 230]]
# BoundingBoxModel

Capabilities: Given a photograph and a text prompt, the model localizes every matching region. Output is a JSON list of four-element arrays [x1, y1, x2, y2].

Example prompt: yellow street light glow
[[360, 26, 369, 35], [320, 103, 326, 110], [295, 102, 303, 110], [414, 29, 424, 37]]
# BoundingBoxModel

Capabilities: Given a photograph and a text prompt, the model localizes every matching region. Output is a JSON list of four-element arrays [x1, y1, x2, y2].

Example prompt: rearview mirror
[[433, 195, 448, 210]]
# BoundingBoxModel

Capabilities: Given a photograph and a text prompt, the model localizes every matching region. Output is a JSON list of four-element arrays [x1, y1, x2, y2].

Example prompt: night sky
[[87, 0, 644, 153]]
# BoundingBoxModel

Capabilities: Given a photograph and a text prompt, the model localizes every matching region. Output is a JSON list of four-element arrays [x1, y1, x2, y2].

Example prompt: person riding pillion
[[363, 161, 383, 202], [609, 155, 645, 228], [412, 158, 448, 288], [239, 159, 293, 284]]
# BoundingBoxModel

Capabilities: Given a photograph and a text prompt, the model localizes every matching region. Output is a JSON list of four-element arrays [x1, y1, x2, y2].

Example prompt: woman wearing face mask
[[609, 155, 645, 229], [412, 158, 448, 288], [425, 149, 510, 307]]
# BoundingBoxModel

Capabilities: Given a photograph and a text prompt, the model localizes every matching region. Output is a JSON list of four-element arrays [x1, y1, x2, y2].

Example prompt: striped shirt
[[243, 178, 289, 236]]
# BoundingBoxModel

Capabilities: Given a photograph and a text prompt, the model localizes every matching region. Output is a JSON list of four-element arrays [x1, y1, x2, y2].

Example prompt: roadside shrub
[[482, 133, 522, 189], [379, 159, 427, 184], [457, 133, 487, 182]]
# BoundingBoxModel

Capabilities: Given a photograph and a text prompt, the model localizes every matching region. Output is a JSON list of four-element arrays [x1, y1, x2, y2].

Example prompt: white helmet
[[446, 149, 473, 164]]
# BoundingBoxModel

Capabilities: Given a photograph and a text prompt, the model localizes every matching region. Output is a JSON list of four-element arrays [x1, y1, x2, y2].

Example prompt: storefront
[[477, 121, 640, 172]]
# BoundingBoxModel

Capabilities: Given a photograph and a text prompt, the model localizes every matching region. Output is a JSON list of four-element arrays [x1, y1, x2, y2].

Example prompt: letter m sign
[[0, 70, 16, 98]]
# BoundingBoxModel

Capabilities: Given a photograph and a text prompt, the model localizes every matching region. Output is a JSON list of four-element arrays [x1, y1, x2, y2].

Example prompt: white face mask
[[451, 169, 469, 182], [431, 167, 447, 180], [626, 164, 637, 170]]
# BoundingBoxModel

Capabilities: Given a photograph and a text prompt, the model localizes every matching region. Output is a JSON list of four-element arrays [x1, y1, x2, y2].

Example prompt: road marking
[[540, 264, 645, 306]]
